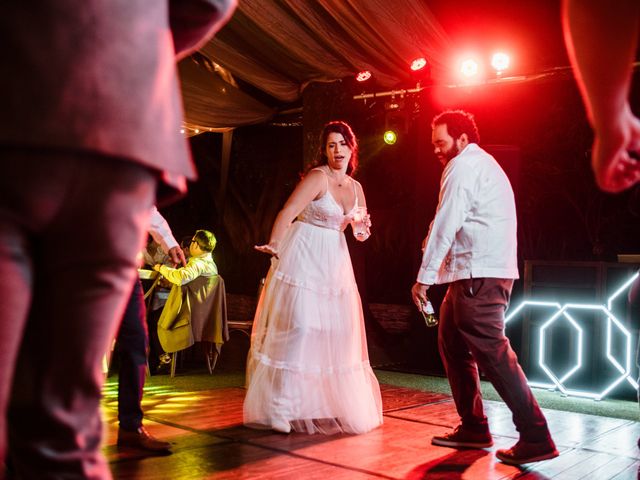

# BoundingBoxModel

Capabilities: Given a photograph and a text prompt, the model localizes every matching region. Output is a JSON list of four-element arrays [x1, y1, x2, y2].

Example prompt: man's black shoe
[[117, 427, 171, 453]]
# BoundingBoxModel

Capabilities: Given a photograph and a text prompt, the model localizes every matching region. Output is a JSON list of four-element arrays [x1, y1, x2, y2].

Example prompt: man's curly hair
[[431, 110, 480, 144]]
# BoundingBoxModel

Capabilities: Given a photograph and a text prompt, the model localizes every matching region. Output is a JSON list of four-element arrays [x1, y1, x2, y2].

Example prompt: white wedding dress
[[243, 170, 383, 434]]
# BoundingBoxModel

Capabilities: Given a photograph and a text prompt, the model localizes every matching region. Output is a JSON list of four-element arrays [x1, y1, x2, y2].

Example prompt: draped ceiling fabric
[[180, 0, 451, 131], [179, 56, 275, 133]]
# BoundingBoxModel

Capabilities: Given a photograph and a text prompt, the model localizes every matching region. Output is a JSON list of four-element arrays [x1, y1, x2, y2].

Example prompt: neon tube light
[[505, 271, 639, 400]]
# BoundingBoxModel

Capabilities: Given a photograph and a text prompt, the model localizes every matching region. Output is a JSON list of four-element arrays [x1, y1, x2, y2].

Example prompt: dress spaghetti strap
[[311, 167, 330, 195], [351, 176, 358, 207]]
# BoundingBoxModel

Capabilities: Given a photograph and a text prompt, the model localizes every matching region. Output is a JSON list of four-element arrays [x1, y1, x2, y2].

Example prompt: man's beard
[[438, 144, 460, 165]]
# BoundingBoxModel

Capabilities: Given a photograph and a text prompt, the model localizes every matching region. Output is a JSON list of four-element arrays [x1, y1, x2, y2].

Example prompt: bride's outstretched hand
[[255, 243, 279, 258]]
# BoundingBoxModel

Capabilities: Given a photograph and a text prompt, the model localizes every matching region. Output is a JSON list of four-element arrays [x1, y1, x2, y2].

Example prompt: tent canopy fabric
[[180, 0, 450, 130], [180, 0, 565, 131]]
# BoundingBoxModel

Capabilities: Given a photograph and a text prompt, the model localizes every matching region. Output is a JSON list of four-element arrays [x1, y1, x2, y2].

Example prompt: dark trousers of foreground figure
[[438, 278, 551, 442], [0, 149, 155, 479]]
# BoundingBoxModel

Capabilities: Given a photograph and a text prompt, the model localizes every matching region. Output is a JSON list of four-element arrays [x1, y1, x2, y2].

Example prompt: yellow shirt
[[158, 252, 217, 286]]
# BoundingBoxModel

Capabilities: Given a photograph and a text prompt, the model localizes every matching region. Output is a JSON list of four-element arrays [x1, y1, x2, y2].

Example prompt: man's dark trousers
[[438, 278, 551, 442], [115, 280, 147, 431]]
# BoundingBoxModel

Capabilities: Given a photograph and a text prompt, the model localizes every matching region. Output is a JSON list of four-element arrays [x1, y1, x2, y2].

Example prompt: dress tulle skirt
[[243, 221, 383, 434]]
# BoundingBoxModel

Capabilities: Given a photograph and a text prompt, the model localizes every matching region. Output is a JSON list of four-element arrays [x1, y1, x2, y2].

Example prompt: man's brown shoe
[[496, 439, 558, 465], [431, 425, 493, 449], [117, 427, 171, 453]]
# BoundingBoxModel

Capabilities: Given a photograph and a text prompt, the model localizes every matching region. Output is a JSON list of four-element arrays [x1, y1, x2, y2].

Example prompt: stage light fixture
[[460, 58, 479, 78], [491, 52, 510, 74], [356, 70, 372, 82], [383, 96, 408, 142], [383, 130, 397, 145], [410, 57, 427, 72]]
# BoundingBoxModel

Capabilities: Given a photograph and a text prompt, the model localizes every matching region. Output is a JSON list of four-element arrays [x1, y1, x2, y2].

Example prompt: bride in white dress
[[244, 121, 383, 435]]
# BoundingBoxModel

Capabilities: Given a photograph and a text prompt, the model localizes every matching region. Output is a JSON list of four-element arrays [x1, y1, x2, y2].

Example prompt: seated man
[[153, 230, 227, 364], [153, 229, 217, 285]]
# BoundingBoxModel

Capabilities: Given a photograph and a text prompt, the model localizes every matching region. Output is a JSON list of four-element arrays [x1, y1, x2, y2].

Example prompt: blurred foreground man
[[0, 1, 236, 478], [411, 110, 558, 465], [562, 0, 640, 193]]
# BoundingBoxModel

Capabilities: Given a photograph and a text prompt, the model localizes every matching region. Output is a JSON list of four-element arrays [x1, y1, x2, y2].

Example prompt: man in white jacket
[[411, 110, 558, 465]]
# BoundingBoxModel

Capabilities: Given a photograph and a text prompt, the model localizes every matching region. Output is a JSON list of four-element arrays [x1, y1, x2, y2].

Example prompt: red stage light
[[356, 70, 372, 82], [410, 57, 427, 72], [460, 59, 479, 78], [491, 52, 510, 73]]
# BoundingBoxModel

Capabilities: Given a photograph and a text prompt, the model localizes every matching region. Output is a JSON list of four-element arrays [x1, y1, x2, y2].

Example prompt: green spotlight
[[383, 130, 397, 145]]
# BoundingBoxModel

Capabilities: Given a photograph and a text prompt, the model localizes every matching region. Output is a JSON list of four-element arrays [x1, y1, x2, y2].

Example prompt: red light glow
[[491, 52, 510, 73], [460, 59, 479, 78], [356, 70, 372, 82], [410, 57, 427, 71]]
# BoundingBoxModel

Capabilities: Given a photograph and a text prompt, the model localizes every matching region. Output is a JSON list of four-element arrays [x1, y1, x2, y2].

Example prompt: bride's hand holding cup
[[351, 206, 370, 241]]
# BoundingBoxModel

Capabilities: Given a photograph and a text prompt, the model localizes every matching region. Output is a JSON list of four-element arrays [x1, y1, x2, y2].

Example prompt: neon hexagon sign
[[538, 307, 583, 393], [504, 271, 639, 400]]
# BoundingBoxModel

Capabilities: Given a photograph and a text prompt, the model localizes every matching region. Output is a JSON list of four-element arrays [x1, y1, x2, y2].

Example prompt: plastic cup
[[351, 206, 368, 239]]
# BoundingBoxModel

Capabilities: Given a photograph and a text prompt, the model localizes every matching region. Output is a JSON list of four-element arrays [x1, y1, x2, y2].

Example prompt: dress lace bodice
[[297, 168, 357, 231]]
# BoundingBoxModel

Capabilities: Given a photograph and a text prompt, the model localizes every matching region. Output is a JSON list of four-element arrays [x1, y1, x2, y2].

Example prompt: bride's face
[[325, 132, 352, 172]]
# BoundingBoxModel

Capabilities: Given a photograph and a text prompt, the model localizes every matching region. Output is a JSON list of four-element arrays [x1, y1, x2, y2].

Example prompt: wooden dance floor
[[102, 382, 640, 479]]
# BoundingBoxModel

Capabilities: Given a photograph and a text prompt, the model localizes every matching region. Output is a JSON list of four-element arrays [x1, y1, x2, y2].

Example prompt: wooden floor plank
[[580, 422, 640, 460], [379, 385, 450, 413], [535, 409, 633, 449], [109, 440, 387, 480], [209, 415, 524, 479], [385, 400, 460, 428], [102, 381, 640, 479], [518, 447, 608, 478], [609, 460, 640, 480], [573, 455, 640, 480]]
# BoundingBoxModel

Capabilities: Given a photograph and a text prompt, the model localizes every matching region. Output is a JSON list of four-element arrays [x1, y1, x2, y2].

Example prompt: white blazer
[[417, 143, 519, 285]]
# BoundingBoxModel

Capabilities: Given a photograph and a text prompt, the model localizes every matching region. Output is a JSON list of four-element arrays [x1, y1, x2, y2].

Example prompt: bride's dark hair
[[306, 121, 359, 176]]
